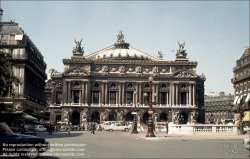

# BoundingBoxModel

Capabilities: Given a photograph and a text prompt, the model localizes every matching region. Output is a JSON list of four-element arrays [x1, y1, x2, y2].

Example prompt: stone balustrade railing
[[167, 123, 237, 134]]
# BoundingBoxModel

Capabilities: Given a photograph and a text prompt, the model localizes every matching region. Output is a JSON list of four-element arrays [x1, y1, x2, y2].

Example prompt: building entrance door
[[71, 111, 80, 125]]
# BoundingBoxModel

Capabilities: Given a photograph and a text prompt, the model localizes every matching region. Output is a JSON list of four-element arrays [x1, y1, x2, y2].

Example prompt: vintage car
[[35, 125, 47, 132], [23, 124, 37, 135], [242, 138, 250, 152], [104, 123, 131, 132], [0, 122, 50, 158]]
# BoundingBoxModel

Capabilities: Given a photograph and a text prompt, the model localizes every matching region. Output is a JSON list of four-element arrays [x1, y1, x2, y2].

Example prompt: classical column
[[189, 83, 191, 105], [152, 83, 155, 102], [122, 83, 125, 105], [116, 91, 118, 105], [101, 82, 105, 105], [156, 83, 159, 105], [82, 81, 85, 105], [118, 83, 121, 105], [186, 92, 188, 105], [166, 92, 169, 105], [193, 83, 196, 106], [99, 91, 101, 105], [176, 83, 178, 106], [85, 82, 88, 105], [139, 83, 142, 105], [91, 91, 93, 104], [136, 83, 138, 104], [67, 81, 71, 104], [169, 83, 172, 106], [63, 81, 67, 104], [105, 83, 108, 105]]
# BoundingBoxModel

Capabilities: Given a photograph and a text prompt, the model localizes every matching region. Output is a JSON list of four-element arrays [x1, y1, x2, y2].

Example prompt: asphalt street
[[27, 130, 250, 159]]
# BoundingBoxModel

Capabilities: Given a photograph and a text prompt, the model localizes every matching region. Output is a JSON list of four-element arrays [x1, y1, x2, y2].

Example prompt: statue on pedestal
[[73, 38, 84, 55], [176, 41, 187, 58]]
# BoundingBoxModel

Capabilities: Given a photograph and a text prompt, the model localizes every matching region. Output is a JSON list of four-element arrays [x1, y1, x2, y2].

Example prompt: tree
[[0, 50, 21, 97]]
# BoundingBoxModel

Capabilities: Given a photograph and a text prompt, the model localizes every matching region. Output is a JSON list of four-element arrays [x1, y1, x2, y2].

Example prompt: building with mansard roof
[[45, 30, 206, 125], [0, 8, 48, 125], [231, 45, 250, 120]]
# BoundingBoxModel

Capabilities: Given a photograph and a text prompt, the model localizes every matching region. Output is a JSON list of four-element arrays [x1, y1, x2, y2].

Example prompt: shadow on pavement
[[37, 132, 84, 138]]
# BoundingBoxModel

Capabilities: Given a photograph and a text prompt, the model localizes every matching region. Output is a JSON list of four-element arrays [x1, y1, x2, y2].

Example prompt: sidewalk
[[128, 131, 250, 141]]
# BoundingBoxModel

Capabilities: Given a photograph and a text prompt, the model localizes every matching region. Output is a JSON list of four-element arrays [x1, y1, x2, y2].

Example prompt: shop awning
[[233, 96, 239, 105], [243, 111, 250, 122], [245, 93, 250, 103], [16, 112, 38, 121], [236, 95, 243, 104]]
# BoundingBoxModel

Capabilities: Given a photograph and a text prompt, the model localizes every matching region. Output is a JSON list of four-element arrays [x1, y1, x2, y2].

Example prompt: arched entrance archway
[[126, 112, 134, 121], [108, 112, 117, 121], [180, 112, 188, 124], [91, 112, 100, 123], [71, 111, 80, 125], [56, 115, 61, 123], [197, 116, 201, 124], [159, 113, 168, 122], [142, 112, 149, 124]]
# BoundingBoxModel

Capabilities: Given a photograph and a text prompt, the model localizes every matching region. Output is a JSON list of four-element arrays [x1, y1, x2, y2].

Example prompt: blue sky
[[2, 1, 249, 94]]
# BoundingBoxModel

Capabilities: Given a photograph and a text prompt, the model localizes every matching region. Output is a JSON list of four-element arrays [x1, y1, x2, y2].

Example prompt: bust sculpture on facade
[[73, 38, 84, 55], [176, 41, 187, 58]]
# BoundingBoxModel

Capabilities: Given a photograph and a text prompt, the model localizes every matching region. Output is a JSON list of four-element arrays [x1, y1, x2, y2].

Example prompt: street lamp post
[[131, 92, 138, 134], [236, 106, 245, 134], [145, 76, 156, 137]]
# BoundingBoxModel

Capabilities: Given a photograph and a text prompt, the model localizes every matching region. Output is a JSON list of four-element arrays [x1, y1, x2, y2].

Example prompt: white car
[[105, 123, 131, 132], [35, 125, 47, 132], [242, 138, 250, 151], [243, 125, 250, 133]]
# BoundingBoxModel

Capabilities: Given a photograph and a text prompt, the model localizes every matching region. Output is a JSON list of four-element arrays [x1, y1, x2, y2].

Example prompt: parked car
[[243, 125, 250, 133], [104, 123, 131, 132], [59, 125, 67, 131], [35, 125, 47, 132], [242, 138, 250, 152], [0, 122, 50, 158], [23, 124, 36, 135]]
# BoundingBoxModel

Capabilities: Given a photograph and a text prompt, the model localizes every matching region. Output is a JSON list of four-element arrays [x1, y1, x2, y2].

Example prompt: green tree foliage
[[0, 51, 21, 97]]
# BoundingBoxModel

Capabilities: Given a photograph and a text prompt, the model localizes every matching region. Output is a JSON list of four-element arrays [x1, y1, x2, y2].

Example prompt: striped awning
[[245, 93, 250, 103], [233, 96, 239, 105], [236, 95, 243, 104]]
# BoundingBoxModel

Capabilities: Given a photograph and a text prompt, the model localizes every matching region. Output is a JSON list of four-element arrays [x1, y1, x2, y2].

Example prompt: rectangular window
[[93, 91, 99, 103], [110, 92, 116, 104], [56, 92, 62, 104], [73, 91, 79, 103], [161, 92, 166, 104], [126, 92, 133, 104]]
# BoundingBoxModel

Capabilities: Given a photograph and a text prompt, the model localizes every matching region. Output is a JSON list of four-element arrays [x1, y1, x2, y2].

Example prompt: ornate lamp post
[[145, 76, 156, 137], [131, 91, 138, 134]]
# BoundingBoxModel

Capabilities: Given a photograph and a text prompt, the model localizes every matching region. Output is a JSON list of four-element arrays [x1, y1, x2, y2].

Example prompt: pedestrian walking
[[235, 119, 240, 135], [91, 123, 95, 134], [49, 122, 53, 135], [166, 121, 168, 134], [54, 125, 57, 132], [153, 123, 157, 134], [67, 123, 71, 135]]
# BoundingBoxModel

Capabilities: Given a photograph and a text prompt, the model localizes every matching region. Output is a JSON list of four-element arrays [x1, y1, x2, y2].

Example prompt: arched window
[[145, 83, 149, 88], [111, 83, 116, 87], [128, 83, 133, 88]]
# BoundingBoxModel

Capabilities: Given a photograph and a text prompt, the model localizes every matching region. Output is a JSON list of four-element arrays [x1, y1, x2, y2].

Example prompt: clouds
[[91, 8, 110, 21]]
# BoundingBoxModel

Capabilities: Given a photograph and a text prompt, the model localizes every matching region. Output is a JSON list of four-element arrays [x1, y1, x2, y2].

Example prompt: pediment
[[171, 70, 197, 78], [63, 67, 89, 76]]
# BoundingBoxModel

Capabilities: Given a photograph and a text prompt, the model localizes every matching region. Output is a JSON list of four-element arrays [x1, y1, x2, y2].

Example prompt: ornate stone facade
[[46, 31, 206, 125], [231, 45, 250, 119], [0, 9, 47, 125]]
